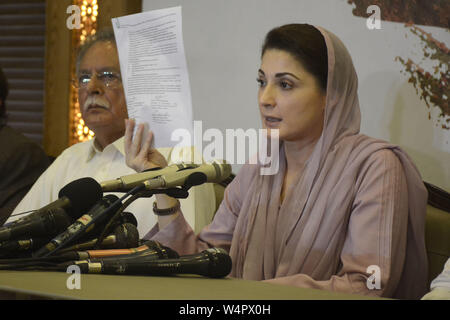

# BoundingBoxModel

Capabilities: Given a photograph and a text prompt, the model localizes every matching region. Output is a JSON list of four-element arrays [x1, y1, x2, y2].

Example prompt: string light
[[69, 0, 98, 144]]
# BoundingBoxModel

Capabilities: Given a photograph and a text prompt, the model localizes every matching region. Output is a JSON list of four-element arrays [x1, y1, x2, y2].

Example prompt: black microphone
[[76, 211, 138, 244], [119, 212, 138, 227], [0, 208, 72, 242], [0, 237, 49, 258], [4, 177, 103, 227], [58, 222, 139, 253], [33, 194, 121, 257], [110, 222, 139, 249], [69, 247, 232, 278]]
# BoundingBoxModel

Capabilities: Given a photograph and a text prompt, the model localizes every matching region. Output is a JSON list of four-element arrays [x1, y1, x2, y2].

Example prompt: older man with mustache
[[7, 29, 216, 237]]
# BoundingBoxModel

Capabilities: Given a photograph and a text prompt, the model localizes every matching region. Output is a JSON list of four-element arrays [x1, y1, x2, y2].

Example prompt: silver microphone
[[100, 161, 231, 192]]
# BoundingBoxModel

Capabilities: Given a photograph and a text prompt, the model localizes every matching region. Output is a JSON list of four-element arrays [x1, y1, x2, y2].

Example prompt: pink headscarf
[[228, 26, 428, 299]]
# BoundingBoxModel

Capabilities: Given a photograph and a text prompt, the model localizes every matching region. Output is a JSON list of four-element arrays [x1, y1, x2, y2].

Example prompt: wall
[[140, 0, 449, 190]]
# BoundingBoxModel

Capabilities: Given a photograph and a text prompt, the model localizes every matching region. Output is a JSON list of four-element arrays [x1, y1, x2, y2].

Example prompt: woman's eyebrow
[[258, 69, 300, 80], [275, 72, 300, 80]]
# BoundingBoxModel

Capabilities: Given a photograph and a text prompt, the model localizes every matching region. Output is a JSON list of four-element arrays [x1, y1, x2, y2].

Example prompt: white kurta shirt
[[8, 137, 216, 237]]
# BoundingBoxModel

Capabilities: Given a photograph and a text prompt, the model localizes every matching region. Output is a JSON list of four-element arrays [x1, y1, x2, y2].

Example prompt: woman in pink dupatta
[[124, 24, 428, 299]]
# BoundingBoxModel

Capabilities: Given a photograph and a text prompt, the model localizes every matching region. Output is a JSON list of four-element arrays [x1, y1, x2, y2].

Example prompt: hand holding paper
[[124, 118, 168, 173]]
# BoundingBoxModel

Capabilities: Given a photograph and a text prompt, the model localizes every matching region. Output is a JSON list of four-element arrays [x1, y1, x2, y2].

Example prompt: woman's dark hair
[[261, 24, 328, 92], [0, 66, 9, 125]]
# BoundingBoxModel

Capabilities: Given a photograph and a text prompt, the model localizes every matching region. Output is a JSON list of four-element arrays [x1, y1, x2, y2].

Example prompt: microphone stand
[[93, 181, 195, 250]]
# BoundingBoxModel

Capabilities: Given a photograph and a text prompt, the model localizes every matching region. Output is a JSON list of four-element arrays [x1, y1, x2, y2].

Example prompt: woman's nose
[[259, 84, 276, 108]]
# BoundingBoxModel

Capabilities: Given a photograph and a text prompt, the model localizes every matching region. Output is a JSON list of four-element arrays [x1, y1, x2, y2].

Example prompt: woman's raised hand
[[124, 118, 168, 172]]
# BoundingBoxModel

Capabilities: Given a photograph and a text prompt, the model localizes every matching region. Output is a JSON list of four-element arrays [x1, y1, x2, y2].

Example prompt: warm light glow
[[69, 0, 98, 145]]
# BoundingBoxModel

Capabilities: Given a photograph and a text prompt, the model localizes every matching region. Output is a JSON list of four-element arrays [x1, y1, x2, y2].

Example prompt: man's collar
[[86, 136, 125, 161], [85, 135, 176, 164], [112, 136, 126, 155]]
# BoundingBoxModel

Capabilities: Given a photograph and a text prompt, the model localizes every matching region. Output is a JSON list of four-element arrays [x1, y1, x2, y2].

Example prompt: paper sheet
[[112, 6, 193, 148]]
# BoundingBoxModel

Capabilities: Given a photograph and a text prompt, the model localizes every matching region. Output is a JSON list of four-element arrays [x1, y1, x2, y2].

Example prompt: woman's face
[[257, 49, 326, 143]]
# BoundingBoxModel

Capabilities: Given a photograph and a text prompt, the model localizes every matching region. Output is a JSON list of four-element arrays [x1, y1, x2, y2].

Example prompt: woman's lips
[[264, 116, 282, 128]]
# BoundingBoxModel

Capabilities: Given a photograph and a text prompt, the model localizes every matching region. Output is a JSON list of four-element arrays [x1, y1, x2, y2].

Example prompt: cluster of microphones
[[0, 162, 232, 279]]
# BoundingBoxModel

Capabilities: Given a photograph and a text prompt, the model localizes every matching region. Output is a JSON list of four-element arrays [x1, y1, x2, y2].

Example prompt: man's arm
[[5, 150, 63, 225]]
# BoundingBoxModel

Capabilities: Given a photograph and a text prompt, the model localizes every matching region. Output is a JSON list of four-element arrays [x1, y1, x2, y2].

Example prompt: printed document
[[112, 6, 193, 148]]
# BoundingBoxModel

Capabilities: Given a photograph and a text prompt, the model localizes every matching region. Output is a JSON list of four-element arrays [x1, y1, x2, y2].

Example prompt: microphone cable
[[92, 174, 201, 250], [93, 192, 143, 250], [6, 210, 38, 219]]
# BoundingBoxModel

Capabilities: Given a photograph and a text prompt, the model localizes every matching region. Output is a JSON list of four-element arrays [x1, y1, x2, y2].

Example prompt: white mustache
[[83, 96, 110, 111]]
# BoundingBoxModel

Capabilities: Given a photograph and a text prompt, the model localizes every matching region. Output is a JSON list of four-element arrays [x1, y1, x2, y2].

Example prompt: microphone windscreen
[[58, 177, 103, 218], [120, 212, 138, 227], [114, 223, 139, 249], [205, 248, 232, 278]]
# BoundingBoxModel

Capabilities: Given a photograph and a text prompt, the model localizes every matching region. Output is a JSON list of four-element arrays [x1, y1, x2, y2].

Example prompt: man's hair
[[0, 66, 9, 125], [75, 28, 117, 74]]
